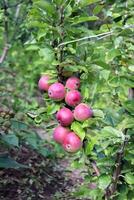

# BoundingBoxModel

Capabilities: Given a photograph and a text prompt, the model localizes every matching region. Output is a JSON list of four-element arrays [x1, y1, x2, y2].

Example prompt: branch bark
[[0, 0, 9, 64], [105, 132, 128, 199], [91, 161, 100, 176]]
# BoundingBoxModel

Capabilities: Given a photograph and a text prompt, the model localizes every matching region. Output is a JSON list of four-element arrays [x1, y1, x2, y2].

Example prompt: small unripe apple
[[53, 126, 70, 144], [62, 132, 82, 153], [48, 82, 65, 101], [65, 90, 82, 107], [38, 75, 50, 91], [74, 103, 93, 121], [56, 107, 74, 126], [65, 77, 80, 90]]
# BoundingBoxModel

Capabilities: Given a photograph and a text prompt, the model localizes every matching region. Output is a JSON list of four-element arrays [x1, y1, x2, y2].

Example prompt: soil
[[0, 146, 85, 200]]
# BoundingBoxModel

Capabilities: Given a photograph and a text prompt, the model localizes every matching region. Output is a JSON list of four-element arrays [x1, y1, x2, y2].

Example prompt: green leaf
[[125, 173, 134, 185], [123, 100, 134, 114], [105, 49, 120, 63], [71, 16, 99, 25], [98, 174, 111, 190], [85, 136, 98, 155], [38, 48, 55, 64], [24, 132, 39, 149], [11, 120, 28, 131], [46, 104, 60, 115], [93, 5, 103, 15], [71, 121, 85, 141], [1, 134, 19, 147], [34, 0, 55, 16], [26, 45, 39, 51], [100, 126, 125, 141], [79, 0, 100, 7], [93, 109, 104, 118], [0, 155, 29, 169]]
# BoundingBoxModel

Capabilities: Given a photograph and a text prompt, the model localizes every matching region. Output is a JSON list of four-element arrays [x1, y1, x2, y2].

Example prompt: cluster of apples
[[38, 75, 93, 153]]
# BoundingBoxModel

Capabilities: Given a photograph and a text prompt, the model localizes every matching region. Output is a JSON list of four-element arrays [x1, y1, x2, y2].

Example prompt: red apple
[[53, 125, 70, 144], [65, 90, 82, 107], [65, 77, 80, 90], [74, 103, 93, 121], [62, 132, 82, 153], [48, 82, 65, 101], [38, 75, 50, 91], [56, 107, 74, 126]]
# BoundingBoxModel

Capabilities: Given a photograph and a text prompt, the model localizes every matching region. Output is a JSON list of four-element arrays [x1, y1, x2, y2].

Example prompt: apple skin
[[38, 75, 50, 91], [56, 107, 74, 126], [74, 103, 93, 121], [62, 132, 82, 153], [48, 82, 65, 101], [53, 125, 70, 144], [65, 90, 82, 107], [65, 77, 80, 90]]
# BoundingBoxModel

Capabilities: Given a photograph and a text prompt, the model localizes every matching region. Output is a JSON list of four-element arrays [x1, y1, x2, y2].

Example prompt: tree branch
[[0, 0, 9, 64], [58, 25, 134, 47], [91, 161, 100, 176], [105, 132, 128, 199]]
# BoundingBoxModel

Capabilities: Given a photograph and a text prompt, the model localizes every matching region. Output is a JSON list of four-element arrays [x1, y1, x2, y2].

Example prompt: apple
[[62, 132, 82, 153], [56, 107, 74, 126]]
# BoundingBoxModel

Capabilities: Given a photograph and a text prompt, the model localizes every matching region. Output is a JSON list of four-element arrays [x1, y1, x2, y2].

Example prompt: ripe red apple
[[65, 90, 82, 107], [56, 107, 74, 126], [48, 82, 65, 101], [74, 103, 93, 121], [62, 132, 82, 153], [53, 125, 70, 144], [65, 77, 80, 90], [38, 75, 50, 91]]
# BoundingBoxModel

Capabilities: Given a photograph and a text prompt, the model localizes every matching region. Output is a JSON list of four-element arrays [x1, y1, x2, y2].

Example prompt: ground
[[0, 145, 86, 200]]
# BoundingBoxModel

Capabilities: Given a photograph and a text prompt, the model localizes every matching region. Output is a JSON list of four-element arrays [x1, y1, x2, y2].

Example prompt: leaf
[[93, 109, 104, 118], [24, 132, 39, 149], [123, 100, 134, 114], [38, 48, 55, 64], [46, 104, 60, 115], [0, 155, 29, 169], [34, 0, 55, 16], [26, 45, 39, 51], [71, 16, 99, 25], [93, 5, 103, 15], [11, 120, 28, 131], [100, 126, 125, 141], [105, 49, 120, 63], [85, 136, 98, 155], [1, 134, 19, 147], [98, 174, 111, 190], [71, 121, 85, 141], [125, 173, 134, 185], [79, 0, 100, 7]]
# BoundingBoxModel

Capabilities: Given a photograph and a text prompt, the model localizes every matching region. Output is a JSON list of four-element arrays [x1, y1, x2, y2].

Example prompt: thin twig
[[58, 31, 113, 47], [57, 24, 134, 47], [91, 161, 100, 176]]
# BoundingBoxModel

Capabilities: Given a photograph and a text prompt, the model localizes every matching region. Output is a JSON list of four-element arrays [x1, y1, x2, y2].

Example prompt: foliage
[[0, 0, 134, 199]]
